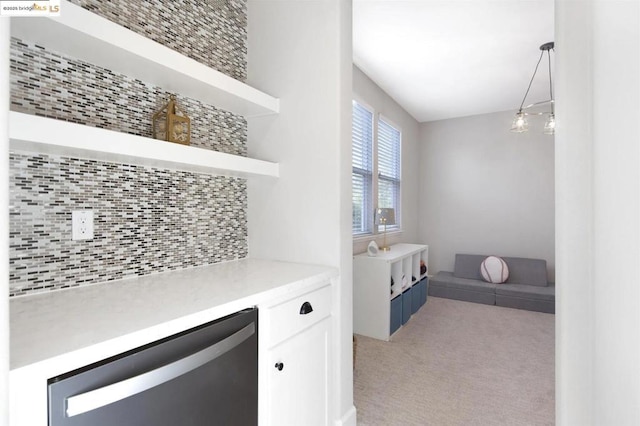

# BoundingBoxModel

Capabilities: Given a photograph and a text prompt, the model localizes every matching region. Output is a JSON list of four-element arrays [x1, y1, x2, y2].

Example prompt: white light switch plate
[[72, 210, 94, 240]]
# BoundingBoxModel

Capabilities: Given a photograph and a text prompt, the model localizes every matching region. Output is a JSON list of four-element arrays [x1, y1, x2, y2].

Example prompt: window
[[352, 100, 402, 236], [377, 118, 401, 231], [352, 100, 374, 235]]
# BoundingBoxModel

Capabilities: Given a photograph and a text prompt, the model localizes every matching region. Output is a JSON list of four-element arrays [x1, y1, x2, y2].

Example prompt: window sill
[[353, 229, 403, 243]]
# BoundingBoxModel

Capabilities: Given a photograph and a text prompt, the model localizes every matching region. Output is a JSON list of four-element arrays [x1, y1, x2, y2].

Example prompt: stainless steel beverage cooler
[[48, 308, 258, 425]]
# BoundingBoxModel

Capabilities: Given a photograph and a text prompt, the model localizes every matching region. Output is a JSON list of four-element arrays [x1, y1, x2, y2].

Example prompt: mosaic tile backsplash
[[69, 0, 247, 82], [10, 37, 247, 157], [10, 153, 248, 296], [9, 0, 250, 296]]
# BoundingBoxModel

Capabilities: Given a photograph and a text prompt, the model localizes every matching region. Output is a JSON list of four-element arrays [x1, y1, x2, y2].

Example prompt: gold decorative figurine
[[152, 95, 191, 145]]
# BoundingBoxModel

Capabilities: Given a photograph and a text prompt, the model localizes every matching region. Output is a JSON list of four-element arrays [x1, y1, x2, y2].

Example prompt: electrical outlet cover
[[72, 210, 94, 240]]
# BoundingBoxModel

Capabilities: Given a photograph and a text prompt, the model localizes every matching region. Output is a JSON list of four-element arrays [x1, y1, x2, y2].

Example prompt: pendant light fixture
[[511, 41, 555, 135]]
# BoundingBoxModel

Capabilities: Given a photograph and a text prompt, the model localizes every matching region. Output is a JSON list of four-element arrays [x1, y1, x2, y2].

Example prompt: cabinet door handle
[[275, 362, 284, 371], [299, 301, 313, 315]]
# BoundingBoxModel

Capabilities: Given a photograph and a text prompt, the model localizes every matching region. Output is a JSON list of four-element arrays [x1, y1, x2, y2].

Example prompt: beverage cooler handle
[[65, 322, 256, 418]]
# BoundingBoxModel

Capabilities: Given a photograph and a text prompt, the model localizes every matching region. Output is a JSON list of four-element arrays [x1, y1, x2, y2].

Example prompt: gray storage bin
[[402, 288, 412, 325], [390, 295, 402, 335], [420, 277, 428, 306], [411, 283, 421, 314]]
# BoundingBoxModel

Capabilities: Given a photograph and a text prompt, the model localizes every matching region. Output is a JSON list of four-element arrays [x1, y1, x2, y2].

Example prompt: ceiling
[[353, 0, 555, 123]]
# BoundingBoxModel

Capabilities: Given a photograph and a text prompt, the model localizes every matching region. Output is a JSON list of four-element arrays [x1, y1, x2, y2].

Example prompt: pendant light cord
[[518, 49, 545, 112], [547, 49, 554, 114]]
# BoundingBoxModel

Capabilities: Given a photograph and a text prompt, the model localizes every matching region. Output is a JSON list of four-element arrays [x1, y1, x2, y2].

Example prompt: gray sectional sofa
[[429, 254, 555, 314]]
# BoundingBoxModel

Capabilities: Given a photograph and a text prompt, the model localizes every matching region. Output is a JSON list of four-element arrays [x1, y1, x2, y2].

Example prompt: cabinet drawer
[[266, 285, 331, 347]]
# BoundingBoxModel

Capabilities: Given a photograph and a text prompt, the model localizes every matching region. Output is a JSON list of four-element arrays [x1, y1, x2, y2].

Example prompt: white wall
[[352, 65, 421, 255], [556, 0, 640, 424], [338, 5, 355, 424], [554, 1, 594, 423], [418, 110, 555, 281], [1, 19, 9, 426], [246, 1, 356, 424], [247, 1, 343, 266]]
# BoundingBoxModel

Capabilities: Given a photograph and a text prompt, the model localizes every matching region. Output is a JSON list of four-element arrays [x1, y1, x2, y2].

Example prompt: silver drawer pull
[[65, 322, 255, 417]]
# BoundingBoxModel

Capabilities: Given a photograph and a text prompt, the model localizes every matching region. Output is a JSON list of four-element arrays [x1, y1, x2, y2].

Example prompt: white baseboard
[[335, 405, 357, 426]]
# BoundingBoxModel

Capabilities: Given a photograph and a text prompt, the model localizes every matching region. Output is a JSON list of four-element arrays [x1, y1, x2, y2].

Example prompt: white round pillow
[[480, 256, 509, 284]]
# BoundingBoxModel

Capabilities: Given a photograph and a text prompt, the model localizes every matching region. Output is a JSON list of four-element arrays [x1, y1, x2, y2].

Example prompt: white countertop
[[10, 258, 337, 370], [10, 258, 337, 425]]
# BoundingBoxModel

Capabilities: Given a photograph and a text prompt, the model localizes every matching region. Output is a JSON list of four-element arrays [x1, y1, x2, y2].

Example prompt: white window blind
[[377, 118, 401, 229], [352, 101, 373, 234]]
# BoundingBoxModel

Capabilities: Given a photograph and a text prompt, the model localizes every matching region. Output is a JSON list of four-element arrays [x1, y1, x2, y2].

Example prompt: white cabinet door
[[266, 317, 331, 426]]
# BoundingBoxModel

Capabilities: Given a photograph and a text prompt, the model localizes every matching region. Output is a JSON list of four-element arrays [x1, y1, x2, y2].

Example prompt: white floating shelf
[[10, 0, 279, 118], [9, 112, 279, 179]]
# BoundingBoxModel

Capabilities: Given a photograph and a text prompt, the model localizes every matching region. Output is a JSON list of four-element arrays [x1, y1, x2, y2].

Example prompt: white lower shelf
[[9, 112, 279, 179]]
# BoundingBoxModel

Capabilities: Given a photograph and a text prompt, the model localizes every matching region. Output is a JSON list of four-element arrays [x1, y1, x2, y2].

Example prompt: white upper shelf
[[10, 0, 279, 118], [9, 112, 280, 179]]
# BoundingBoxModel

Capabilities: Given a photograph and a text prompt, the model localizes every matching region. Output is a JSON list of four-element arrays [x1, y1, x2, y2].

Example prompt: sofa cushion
[[429, 272, 496, 305], [431, 271, 497, 294], [495, 282, 555, 301], [496, 294, 555, 314], [501, 257, 548, 287], [453, 254, 486, 280], [454, 254, 548, 287]]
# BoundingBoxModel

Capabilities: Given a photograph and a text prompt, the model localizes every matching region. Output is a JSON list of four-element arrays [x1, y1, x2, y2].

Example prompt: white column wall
[[554, 1, 594, 423], [556, 0, 640, 424], [338, 3, 356, 425], [246, 1, 342, 266], [590, 1, 640, 423], [246, 1, 355, 424]]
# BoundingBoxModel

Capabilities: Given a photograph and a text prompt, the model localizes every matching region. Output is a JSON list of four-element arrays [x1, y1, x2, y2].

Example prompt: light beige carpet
[[354, 296, 555, 425]]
